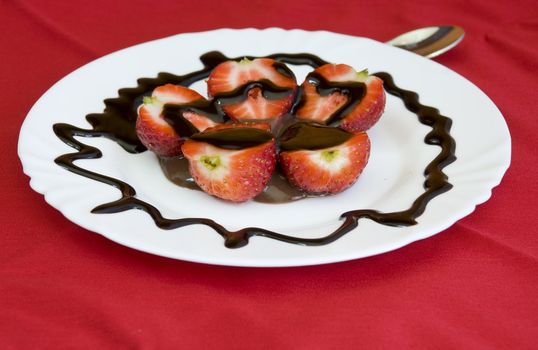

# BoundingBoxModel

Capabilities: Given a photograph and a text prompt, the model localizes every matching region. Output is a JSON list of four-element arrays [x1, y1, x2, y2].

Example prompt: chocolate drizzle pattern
[[298, 72, 366, 125], [162, 78, 296, 140], [52, 51, 456, 249]]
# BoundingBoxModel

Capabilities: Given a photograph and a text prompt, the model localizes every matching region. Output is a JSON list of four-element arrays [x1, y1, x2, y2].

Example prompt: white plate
[[18, 28, 511, 267]]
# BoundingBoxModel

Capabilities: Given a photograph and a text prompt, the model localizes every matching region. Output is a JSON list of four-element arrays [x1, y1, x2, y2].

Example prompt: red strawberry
[[207, 58, 297, 121], [136, 84, 217, 156], [181, 127, 276, 202], [279, 130, 370, 194], [296, 64, 385, 132]]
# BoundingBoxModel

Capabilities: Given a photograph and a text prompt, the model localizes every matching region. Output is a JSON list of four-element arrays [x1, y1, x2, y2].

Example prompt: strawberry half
[[207, 58, 297, 121], [136, 84, 218, 157], [181, 126, 276, 202], [279, 124, 370, 194], [295, 64, 386, 132]]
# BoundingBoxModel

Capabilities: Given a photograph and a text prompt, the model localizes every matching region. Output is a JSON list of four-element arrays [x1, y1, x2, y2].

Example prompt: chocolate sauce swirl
[[53, 51, 456, 249], [296, 72, 367, 125]]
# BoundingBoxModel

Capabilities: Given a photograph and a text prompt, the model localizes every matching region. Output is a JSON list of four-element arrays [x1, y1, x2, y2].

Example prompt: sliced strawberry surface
[[279, 132, 370, 194], [296, 64, 386, 132], [315, 63, 361, 82], [135, 84, 216, 156], [207, 58, 297, 121], [295, 82, 348, 123], [207, 58, 296, 96], [182, 112, 218, 132], [153, 84, 204, 103], [182, 139, 276, 202], [221, 87, 295, 121]]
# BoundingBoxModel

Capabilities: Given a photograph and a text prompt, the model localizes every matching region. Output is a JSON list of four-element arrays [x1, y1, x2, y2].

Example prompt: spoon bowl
[[386, 25, 465, 58]]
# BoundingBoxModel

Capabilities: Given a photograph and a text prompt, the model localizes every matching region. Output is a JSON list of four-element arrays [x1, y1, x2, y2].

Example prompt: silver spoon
[[386, 25, 465, 58]]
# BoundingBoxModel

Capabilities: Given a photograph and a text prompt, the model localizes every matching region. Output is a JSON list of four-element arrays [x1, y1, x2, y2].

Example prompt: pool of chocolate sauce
[[158, 156, 308, 204], [52, 51, 456, 248]]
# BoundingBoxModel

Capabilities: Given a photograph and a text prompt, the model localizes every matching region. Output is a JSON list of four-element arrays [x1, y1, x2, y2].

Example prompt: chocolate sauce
[[162, 99, 221, 138], [161, 78, 296, 137], [280, 122, 353, 151], [190, 127, 273, 150], [299, 72, 367, 125], [158, 157, 198, 191], [53, 51, 456, 249], [158, 156, 309, 204]]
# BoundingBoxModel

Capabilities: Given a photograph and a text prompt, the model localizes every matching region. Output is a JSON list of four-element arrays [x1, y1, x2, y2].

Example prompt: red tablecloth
[[3, 1, 537, 348]]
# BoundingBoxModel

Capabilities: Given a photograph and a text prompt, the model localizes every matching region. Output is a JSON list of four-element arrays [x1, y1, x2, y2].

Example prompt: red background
[[2, 0, 538, 348]]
